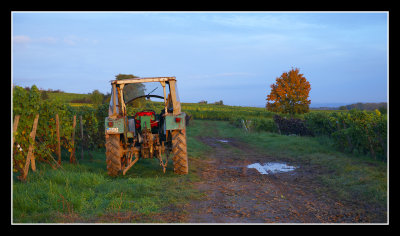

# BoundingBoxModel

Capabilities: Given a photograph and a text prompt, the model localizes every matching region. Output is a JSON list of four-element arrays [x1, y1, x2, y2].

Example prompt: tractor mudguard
[[165, 113, 186, 130], [105, 117, 126, 134]]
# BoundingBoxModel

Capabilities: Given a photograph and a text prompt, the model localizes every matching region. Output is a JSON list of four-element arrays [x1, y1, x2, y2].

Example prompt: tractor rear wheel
[[105, 134, 123, 177], [171, 130, 189, 174]]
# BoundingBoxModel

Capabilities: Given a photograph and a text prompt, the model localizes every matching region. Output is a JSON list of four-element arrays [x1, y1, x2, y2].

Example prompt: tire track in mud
[[185, 122, 377, 223], [188, 136, 312, 223]]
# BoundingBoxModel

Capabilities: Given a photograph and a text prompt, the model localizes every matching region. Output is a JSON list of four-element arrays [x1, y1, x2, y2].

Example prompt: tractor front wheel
[[171, 130, 189, 174], [105, 134, 123, 177]]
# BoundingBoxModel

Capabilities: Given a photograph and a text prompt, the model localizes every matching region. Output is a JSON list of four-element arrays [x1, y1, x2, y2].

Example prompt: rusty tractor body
[[105, 77, 188, 176]]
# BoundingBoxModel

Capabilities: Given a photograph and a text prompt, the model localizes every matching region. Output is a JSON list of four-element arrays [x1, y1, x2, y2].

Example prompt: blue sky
[[12, 12, 388, 107]]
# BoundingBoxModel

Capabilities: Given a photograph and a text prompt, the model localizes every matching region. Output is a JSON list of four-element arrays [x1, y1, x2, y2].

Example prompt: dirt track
[[185, 135, 385, 223]]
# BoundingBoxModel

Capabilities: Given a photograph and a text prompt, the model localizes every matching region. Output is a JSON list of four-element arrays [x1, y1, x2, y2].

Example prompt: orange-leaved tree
[[266, 68, 311, 117]]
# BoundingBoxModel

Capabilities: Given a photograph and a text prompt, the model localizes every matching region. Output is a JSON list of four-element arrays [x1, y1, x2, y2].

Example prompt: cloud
[[204, 13, 326, 30], [13, 34, 98, 46], [13, 35, 58, 45], [63, 35, 77, 46], [13, 35, 31, 44], [63, 35, 99, 46], [38, 36, 58, 44]]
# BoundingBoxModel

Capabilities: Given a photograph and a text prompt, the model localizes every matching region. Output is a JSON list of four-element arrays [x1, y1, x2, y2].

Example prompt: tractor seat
[[134, 111, 159, 129]]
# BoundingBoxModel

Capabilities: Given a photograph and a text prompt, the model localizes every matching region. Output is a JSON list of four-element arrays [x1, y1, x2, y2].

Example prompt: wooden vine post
[[13, 115, 20, 144], [364, 126, 376, 160], [56, 114, 61, 165], [69, 115, 76, 164], [80, 115, 84, 160], [19, 114, 39, 181]]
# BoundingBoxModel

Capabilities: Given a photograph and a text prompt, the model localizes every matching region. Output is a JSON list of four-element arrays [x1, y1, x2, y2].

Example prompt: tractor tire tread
[[171, 130, 189, 175], [105, 134, 122, 177]]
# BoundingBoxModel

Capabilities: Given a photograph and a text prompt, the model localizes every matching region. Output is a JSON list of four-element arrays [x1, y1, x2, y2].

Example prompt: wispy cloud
[[13, 34, 98, 46], [202, 13, 326, 30], [38, 36, 58, 44], [13, 35, 31, 44], [63, 35, 78, 46]]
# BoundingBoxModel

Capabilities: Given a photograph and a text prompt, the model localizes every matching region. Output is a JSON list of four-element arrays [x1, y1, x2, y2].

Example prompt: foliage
[[47, 92, 91, 103], [378, 106, 387, 115], [40, 90, 49, 100], [63, 103, 109, 151], [214, 100, 224, 105], [13, 82, 387, 182], [229, 116, 278, 133], [12, 85, 112, 177], [273, 115, 313, 136], [181, 103, 276, 121], [70, 97, 92, 104], [93, 103, 109, 148], [266, 68, 311, 116], [178, 102, 386, 162], [304, 109, 387, 161], [88, 90, 104, 105], [303, 112, 337, 137], [42, 89, 110, 105], [115, 74, 139, 80], [68, 98, 386, 162], [339, 102, 387, 112], [13, 85, 75, 175], [115, 74, 146, 108], [73, 105, 100, 151]]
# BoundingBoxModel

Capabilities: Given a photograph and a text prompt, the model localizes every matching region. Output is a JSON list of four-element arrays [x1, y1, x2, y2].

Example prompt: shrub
[[304, 109, 387, 161], [273, 115, 313, 136]]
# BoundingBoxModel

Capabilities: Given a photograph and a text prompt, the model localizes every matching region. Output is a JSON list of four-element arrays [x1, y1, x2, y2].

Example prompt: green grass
[[12, 119, 387, 223], [13, 146, 204, 223], [13, 117, 210, 223], [186, 120, 213, 158]]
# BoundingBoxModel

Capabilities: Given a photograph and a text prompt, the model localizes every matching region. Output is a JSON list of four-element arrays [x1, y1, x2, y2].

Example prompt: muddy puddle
[[217, 139, 229, 143], [247, 162, 297, 175]]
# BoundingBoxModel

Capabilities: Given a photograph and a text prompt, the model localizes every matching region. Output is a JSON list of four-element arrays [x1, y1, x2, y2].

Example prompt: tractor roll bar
[[111, 77, 176, 85]]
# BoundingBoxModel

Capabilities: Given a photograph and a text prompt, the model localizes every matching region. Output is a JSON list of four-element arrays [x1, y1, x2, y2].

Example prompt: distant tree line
[[35, 87, 111, 105], [339, 102, 387, 114], [34, 74, 143, 106], [198, 100, 224, 105]]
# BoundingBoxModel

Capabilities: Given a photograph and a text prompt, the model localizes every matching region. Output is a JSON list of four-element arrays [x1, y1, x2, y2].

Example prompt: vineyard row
[[13, 85, 387, 181]]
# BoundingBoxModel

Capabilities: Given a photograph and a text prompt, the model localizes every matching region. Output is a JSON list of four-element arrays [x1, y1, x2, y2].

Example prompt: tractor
[[104, 76, 188, 176]]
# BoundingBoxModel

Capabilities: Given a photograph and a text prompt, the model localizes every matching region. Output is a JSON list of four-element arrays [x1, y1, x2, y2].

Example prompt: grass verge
[[13, 125, 208, 223]]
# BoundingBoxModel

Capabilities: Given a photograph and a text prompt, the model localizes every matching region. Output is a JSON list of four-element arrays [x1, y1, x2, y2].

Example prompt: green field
[[46, 92, 91, 103], [40, 90, 344, 116]]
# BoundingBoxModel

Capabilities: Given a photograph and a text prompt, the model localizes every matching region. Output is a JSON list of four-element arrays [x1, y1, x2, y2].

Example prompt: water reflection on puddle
[[247, 162, 297, 175], [217, 139, 229, 143]]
